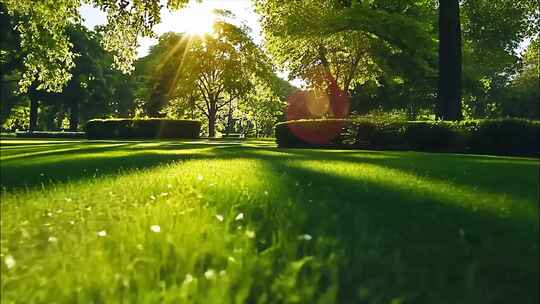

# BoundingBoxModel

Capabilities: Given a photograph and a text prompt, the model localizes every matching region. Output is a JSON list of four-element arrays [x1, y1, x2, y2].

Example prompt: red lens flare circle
[[285, 69, 350, 145]]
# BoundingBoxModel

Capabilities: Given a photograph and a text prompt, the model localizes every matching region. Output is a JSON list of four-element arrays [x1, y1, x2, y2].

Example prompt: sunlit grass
[[1, 138, 538, 303]]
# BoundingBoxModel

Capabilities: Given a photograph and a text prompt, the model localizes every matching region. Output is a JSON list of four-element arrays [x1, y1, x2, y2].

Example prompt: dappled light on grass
[[1, 139, 538, 303], [287, 159, 537, 223]]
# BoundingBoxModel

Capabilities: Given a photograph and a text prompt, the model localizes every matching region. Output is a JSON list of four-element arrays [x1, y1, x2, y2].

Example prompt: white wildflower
[[48, 236, 58, 243], [235, 213, 244, 221], [183, 273, 194, 284], [97, 230, 107, 237], [197, 174, 204, 181], [204, 269, 216, 280], [150, 225, 161, 233], [4, 255, 15, 269], [150, 195, 156, 200], [245, 230, 255, 239], [298, 234, 313, 241], [215, 214, 224, 222]]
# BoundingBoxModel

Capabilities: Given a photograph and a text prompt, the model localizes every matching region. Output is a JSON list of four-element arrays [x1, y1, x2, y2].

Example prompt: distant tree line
[[0, 5, 293, 136], [255, 0, 539, 120], [1, 0, 538, 136]]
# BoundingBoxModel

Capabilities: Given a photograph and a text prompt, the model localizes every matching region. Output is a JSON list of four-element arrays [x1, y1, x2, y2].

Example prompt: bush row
[[15, 131, 86, 139], [275, 118, 540, 156], [85, 119, 201, 139]]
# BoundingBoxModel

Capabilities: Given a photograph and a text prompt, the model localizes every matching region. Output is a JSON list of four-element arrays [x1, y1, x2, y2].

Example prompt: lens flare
[[285, 68, 350, 144]]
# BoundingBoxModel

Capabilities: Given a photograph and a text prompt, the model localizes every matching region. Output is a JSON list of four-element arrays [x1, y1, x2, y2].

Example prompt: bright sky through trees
[[179, 4, 217, 36], [79, 0, 261, 57], [79, 0, 306, 87]]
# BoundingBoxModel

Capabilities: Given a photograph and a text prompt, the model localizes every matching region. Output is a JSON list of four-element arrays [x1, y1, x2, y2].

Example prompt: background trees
[[1, 0, 538, 134], [256, 0, 539, 120], [136, 18, 289, 137], [1, 8, 136, 132]]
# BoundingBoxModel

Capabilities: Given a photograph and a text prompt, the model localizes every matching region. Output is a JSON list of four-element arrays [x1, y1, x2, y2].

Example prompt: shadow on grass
[[1, 140, 537, 302], [237, 153, 538, 303], [257, 148, 540, 204], [0, 143, 223, 191], [2, 142, 538, 203]]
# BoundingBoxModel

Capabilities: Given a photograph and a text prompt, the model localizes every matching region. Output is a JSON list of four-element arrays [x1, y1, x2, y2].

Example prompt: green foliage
[[1, 0, 79, 92], [276, 118, 540, 156], [235, 79, 292, 137], [469, 119, 540, 156], [1, 102, 29, 132], [256, 0, 538, 119], [496, 38, 540, 119], [275, 119, 350, 147], [256, 0, 437, 96], [84, 118, 201, 139], [0, 0, 189, 93], [1, 20, 138, 131], [138, 20, 284, 137], [14, 131, 85, 138]]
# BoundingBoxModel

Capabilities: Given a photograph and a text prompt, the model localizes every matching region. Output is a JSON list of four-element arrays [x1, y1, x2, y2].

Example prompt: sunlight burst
[[178, 3, 216, 36]]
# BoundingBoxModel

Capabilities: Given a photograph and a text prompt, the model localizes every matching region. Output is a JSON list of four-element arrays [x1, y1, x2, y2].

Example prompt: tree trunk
[[208, 99, 217, 137], [225, 104, 233, 137], [208, 114, 216, 137], [69, 99, 79, 131], [437, 0, 463, 121], [29, 98, 38, 132]]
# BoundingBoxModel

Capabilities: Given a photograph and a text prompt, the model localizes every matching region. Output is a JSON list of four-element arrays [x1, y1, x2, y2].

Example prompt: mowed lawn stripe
[[1, 139, 538, 303]]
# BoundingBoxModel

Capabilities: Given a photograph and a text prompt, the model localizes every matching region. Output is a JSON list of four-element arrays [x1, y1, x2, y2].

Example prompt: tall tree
[[256, 0, 538, 120], [140, 21, 275, 137], [256, 0, 438, 113], [437, 0, 462, 120], [1, 0, 188, 93]]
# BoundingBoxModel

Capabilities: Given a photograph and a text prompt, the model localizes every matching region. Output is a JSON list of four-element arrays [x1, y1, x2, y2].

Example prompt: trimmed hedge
[[15, 131, 86, 139], [276, 118, 540, 156], [275, 119, 349, 147], [85, 119, 201, 139]]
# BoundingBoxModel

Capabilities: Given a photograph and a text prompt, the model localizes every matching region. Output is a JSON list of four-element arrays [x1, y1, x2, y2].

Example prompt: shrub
[[15, 131, 86, 139], [275, 119, 350, 147], [468, 119, 540, 156], [276, 118, 539, 156], [85, 119, 201, 139], [404, 121, 469, 152]]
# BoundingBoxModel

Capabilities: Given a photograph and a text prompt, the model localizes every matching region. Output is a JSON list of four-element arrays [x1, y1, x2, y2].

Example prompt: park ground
[[0, 138, 538, 303]]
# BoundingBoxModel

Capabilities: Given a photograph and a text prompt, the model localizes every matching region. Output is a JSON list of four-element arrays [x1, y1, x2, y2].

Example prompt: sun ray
[[176, 2, 216, 36]]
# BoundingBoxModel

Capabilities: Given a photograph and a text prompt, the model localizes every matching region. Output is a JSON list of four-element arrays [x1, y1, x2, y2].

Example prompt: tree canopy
[[1, 0, 538, 133], [137, 17, 289, 136], [0, 0, 188, 93]]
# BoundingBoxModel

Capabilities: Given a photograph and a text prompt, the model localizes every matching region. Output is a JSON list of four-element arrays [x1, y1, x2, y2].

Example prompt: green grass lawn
[[1, 138, 538, 303]]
